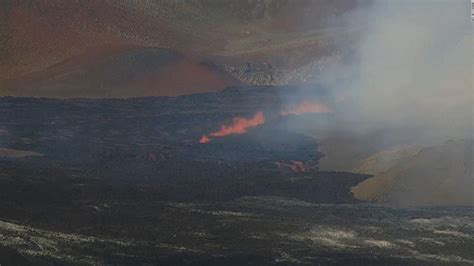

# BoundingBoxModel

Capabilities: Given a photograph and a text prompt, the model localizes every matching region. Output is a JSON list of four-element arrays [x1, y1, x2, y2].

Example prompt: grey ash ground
[[0, 199, 473, 265]]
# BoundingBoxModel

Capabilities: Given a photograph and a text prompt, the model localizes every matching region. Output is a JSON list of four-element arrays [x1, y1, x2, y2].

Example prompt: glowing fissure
[[200, 111, 265, 143], [200, 101, 332, 143]]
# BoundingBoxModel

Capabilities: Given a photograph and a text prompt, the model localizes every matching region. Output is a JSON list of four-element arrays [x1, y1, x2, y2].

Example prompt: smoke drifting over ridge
[[305, 0, 474, 207], [321, 0, 472, 143]]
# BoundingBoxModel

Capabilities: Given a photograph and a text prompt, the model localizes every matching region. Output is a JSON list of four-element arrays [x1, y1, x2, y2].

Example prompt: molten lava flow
[[280, 101, 332, 116], [200, 111, 265, 143], [199, 100, 331, 143], [211, 111, 265, 137], [200, 135, 211, 144]]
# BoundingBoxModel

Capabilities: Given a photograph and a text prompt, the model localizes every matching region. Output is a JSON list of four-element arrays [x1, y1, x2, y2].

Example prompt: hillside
[[0, 0, 359, 97], [351, 140, 473, 207]]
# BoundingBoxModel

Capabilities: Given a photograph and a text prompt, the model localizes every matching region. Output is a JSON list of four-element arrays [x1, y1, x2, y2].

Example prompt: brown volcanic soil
[[0, 0, 359, 97], [2, 46, 237, 98], [351, 139, 474, 207], [131, 57, 236, 97]]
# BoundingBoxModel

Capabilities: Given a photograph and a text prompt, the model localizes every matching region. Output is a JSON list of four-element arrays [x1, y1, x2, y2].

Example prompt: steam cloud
[[324, 0, 472, 143], [280, 101, 332, 116], [303, 0, 473, 206]]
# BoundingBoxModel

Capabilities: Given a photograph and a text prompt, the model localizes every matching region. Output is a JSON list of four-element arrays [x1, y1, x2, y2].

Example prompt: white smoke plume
[[324, 0, 473, 143]]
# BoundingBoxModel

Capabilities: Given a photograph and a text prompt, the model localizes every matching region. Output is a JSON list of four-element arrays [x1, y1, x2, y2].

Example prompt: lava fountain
[[199, 100, 332, 143], [200, 111, 265, 143]]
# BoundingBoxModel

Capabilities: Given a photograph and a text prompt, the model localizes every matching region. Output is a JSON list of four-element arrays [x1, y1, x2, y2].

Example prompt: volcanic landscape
[[0, 1, 473, 265], [0, 87, 472, 265]]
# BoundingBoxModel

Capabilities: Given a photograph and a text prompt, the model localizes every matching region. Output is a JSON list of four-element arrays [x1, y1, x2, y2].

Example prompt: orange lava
[[199, 100, 332, 143], [200, 111, 265, 143], [280, 101, 332, 116], [211, 112, 265, 137], [199, 135, 211, 144]]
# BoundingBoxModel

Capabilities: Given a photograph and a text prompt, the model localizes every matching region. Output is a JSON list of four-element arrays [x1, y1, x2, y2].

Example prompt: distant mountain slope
[[2, 47, 236, 98], [352, 139, 473, 207], [352, 145, 422, 175], [0, 0, 358, 97]]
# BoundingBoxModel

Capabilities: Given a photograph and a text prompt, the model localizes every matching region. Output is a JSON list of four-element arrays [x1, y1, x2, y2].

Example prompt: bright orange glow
[[199, 135, 211, 144], [210, 111, 265, 137], [280, 101, 332, 116], [199, 111, 265, 143], [199, 100, 332, 143]]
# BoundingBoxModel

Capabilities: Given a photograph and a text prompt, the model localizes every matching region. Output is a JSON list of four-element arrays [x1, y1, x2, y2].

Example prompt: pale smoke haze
[[327, 0, 472, 143]]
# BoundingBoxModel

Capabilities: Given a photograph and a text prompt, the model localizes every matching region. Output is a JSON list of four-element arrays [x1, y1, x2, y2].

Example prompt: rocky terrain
[[0, 86, 365, 203], [0, 86, 472, 264], [1, 198, 473, 265]]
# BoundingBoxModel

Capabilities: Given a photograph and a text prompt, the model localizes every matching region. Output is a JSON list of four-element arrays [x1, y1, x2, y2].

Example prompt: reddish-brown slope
[[2, 47, 236, 98], [0, 0, 358, 97]]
